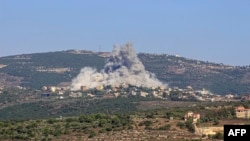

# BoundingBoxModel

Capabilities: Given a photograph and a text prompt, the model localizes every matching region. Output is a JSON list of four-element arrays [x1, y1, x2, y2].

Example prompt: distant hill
[[0, 50, 250, 95]]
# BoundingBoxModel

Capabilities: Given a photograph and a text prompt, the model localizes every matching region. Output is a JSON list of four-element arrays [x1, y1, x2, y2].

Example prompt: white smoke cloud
[[71, 43, 167, 90]]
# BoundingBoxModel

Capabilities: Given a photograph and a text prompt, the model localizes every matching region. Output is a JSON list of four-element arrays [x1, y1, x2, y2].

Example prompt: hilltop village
[[38, 83, 243, 102], [1, 83, 250, 140], [1, 49, 250, 140], [1, 82, 248, 110], [1, 75, 250, 141]]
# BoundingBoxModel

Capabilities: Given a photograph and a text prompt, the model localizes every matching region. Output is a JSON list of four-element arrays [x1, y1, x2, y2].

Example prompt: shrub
[[213, 132, 223, 139], [47, 118, 56, 124], [87, 130, 97, 138], [158, 124, 171, 130], [143, 120, 152, 127], [185, 120, 195, 133], [176, 122, 185, 129], [65, 118, 75, 123]]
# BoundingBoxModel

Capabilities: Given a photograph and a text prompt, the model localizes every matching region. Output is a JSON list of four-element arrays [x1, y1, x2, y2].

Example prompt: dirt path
[[194, 123, 202, 136]]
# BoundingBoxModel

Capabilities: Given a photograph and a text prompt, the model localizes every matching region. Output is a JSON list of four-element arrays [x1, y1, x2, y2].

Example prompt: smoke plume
[[71, 43, 166, 90]]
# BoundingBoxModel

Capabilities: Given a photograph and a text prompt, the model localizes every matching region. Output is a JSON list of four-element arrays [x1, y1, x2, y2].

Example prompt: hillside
[[0, 100, 247, 141], [0, 50, 250, 95]]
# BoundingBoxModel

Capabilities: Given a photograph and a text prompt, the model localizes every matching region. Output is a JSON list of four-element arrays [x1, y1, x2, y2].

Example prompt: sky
[[0, 0, 249, 66]]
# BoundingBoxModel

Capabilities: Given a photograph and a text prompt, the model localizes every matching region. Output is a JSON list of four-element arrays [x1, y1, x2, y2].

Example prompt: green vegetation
[[0, 96, 158, 120], [0, 99, 248, 140], [0, 113, 133, 140], [185, 118, 195, 133], [139, 120, 152, 127], [176, 122, 186, 129], [138, 53, 250, 95], [158, 124, 171, 130], [212, 132, 223, 140], [1, 51, 250, 94], [0, 52, 105, 89], [199, 106, 236, 123], [1, 50, 250, 140]]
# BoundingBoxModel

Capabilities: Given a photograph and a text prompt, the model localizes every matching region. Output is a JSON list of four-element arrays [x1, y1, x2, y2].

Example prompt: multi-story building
[[184, 111, 201, 123], [235, 106, 250, 119]]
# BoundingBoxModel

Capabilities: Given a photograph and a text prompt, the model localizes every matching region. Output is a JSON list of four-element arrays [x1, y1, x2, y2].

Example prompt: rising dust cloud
[[71, 43, 166, 90]]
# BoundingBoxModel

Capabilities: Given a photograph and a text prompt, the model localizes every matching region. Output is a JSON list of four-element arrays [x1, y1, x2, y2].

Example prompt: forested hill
[[0, 50, 250, 95]]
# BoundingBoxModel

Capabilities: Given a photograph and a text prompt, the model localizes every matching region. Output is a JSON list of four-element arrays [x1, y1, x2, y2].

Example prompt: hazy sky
[[1, 0, 249, 66]]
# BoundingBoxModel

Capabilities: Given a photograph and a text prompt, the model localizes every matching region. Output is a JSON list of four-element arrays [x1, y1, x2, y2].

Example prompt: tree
[[158, 124, 171, 130], [213, 118, 219, 125], [98, 119, 107, 127], [213, 132, 223, 139], [176, 122, 185, 129], [185, 119, 195, 133]]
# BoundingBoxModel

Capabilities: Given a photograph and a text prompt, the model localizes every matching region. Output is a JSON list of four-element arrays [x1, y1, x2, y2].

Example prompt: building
[[112, 86, 119, 92], [50, 86, 56, 92], [225, 94, 234, 99], [184, 111, 201, 123], [103, 93, 114, 99], [95, 85, 104, 90], [235, 106, 250, 119], [140, 91, 148, 97], [41, 86, 48, 91], [56, 96, 64, 99], [241, 94, 250, 101], [80, 86, 87, 91], [114, 93, 120, 97], [41, 93, 51, 97], [69, 92, 82, 98], [58, 90, 64, 95], [87, 93, 95, 97]]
